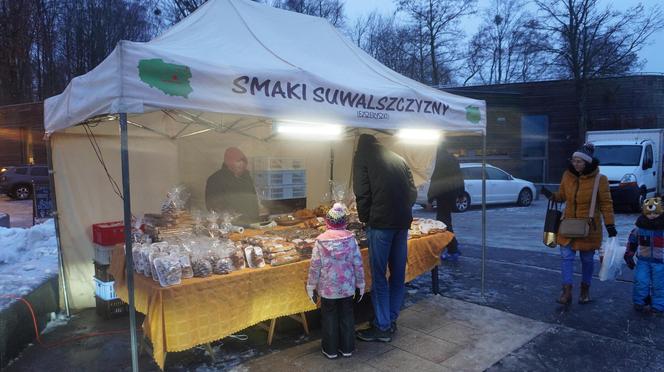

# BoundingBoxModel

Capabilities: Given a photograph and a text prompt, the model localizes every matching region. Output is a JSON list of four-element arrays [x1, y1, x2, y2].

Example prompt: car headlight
[[0, 168, 6, 173], [620, 173, 638, 186]]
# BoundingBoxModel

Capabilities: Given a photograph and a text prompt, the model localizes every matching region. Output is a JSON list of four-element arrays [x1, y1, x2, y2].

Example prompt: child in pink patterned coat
[[306, 202, 365, 359]]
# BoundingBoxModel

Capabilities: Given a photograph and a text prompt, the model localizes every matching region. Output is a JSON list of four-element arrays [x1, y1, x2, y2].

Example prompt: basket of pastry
[[409, 218, 447, 238], [304, 217, 325, 228], [314, 203, 332, 217], [293, 208, 317, 220], [274, 214, 303, 226]]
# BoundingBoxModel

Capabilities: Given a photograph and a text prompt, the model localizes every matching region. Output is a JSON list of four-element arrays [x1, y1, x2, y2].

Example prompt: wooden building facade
[[443, 75, 664, 183]]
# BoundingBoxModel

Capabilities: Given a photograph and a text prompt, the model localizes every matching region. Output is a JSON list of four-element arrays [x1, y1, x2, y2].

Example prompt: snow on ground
[[0, 219, 58, 310]]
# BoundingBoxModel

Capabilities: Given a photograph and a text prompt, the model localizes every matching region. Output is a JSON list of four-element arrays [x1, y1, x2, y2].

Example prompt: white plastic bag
[[598, 237, 624, 281]]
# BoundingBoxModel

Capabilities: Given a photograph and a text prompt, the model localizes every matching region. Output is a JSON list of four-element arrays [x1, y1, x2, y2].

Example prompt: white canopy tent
[[44, 0, 485, 134], [44, 0, 487, 370]]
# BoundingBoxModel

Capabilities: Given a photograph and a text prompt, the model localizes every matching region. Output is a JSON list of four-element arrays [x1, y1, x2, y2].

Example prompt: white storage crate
[[94, 277, 117, 300], [254, 170, 306, 186], [252, 157, 305, 171], [94, 244, 115, 265], [257, 185, 307, 200]]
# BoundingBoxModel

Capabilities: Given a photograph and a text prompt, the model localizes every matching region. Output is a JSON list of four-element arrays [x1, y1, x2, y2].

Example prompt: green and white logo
[[138, 58, 193, 98], [466, 105, 481, 124]]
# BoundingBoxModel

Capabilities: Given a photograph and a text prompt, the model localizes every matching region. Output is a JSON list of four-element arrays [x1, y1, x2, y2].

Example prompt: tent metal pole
[[46, 136, 70, 317], [120, 113, 140, 372], [481, 131, 487, 298], [330, 146, 334, 195]]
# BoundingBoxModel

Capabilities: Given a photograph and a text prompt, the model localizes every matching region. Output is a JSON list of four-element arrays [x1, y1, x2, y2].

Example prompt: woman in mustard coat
[[542, 143, 616, 305]]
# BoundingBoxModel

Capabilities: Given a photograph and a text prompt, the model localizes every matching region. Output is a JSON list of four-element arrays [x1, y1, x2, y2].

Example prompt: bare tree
[[0, 0, 162, 105], [273, 0, 345, 28], [516, 19, 550, 82], [349, 11, 378, 48], [0, 0, 35, 105], [463, 0, 548, 85], [396, 0, 477, 86], [348, 11, 432, 83], [161, 0, 208, 23], [535, 0, 664, 139], [32, 0, 63, 101], [57, 0, 157, 83]]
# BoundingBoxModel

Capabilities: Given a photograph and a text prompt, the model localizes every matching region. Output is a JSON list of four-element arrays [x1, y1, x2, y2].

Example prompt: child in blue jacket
[[625, 197, 664, 313]]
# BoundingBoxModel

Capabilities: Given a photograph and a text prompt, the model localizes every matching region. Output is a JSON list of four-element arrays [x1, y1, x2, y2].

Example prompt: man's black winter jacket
[[352, 134, 417, 229]]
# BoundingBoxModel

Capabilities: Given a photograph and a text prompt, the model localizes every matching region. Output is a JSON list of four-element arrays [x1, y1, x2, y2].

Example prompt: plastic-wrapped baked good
[[230, 248, 246, 270], [243, 236, 266, 247], [151, 241, 169, 252], [205, 250, 222, 267], [132, 245, 143, 274], [270, 254, 300, 266], [262, 242, 294, 254], [213, 257, 234, 275], [140, 246, 152, 277], [178, 253, 194, 279], [244, 246, 265, 268], [154, 255, 182, 287], [191, 257, 213, 278], [149, 251, 168, 281], [161, 185, 190, 217]]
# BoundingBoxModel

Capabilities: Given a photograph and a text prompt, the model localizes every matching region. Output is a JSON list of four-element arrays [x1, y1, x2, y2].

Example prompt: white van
[[587, 129, 664, 211]]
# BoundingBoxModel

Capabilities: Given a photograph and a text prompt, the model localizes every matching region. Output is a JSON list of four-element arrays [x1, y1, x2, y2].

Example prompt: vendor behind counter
[[205, 147, 259, 224]]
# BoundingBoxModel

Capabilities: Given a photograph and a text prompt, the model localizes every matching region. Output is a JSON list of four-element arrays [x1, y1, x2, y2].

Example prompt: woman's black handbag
[[543, 199, 562, 248]]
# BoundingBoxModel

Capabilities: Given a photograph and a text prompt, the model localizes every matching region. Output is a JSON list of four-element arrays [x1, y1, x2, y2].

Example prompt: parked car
[[416, 163, 536, 212], [0, 165, 50, 200]]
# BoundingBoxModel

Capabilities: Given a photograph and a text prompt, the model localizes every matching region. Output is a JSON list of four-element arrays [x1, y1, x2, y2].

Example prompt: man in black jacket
[[205, 147, 260, 224], [353, 134, 417, 342], [427, 146, 464, 260]]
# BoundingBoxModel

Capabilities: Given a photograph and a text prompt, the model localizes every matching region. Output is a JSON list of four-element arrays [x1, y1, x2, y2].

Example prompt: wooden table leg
[[300, 312, 309, 335], [288, 313, 310, 335], [267, 318, 277, 346], [260, 313, 308, 345]]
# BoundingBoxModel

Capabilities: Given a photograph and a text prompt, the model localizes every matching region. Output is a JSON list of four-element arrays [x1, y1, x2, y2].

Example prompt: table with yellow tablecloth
[[109, 231, 453, 369]]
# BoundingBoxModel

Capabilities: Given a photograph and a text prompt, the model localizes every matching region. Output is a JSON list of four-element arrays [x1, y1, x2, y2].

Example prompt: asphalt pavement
[[414, 198, 640, 253], [5, 199, 663, 371], [0, 195, 33, 228]]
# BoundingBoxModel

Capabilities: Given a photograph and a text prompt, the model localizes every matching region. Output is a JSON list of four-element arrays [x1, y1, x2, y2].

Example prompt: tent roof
[[44, 0, 486, 135]]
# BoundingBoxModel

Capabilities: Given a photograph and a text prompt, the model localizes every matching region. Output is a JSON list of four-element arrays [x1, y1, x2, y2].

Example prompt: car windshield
[[593, 145, 642, 166]]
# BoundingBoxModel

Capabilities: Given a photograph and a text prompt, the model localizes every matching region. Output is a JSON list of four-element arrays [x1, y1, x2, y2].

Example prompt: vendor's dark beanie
[[572, 143, 594, 163], [357, 134, 378, 150]]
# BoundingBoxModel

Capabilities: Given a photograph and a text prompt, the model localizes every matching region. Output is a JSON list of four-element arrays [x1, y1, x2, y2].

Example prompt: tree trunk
[[429, 30, 438, 85]]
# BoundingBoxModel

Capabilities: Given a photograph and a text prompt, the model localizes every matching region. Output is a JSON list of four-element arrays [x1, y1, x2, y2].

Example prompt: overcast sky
[[343, 0, 664, 73]]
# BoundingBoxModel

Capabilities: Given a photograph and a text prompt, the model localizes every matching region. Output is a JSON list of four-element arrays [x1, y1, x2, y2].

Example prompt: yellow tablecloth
[[109, 231, 453, 369]]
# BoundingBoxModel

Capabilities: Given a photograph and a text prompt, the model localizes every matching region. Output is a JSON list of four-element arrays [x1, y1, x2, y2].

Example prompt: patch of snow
[[0, 219, 58, 310]]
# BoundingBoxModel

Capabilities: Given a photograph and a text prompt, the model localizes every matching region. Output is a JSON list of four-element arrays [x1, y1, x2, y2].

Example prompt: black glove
[[540, 187, 553, 200], [606, 224, 617, 238], [311, 290, 319, 304], [624, 251, 636, 270]]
